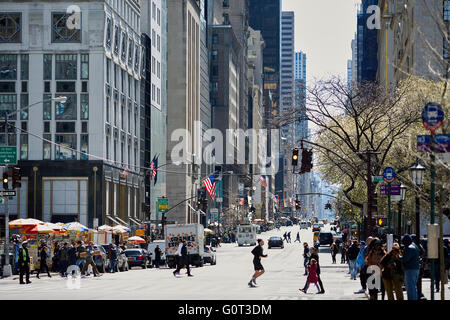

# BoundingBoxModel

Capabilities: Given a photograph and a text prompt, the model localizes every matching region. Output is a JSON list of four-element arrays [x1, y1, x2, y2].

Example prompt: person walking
[[347, 239, 360, 280], [330, 242, 339, 264], [67, 242, 77, 275], [400, 234, 420, 300], [294, 232, 301, 243], [36, 242, 51, 279], [51, 242, 60, 272], [173, 239, 183, 277], [356, 237, 373, 294], [287, 232, 291, 243], [248, 239, 268, 287], [302, 242, 310, 276], [81, 242, 101, 277], [173, 240, 192, 277], [18, 240, 31, 284], [283, 232, 287, 242], [299, 258, 321, 294], [365, 238, 386, 300], [380, 243, 404, 300], [108, 244, 117, 273], [75, 241, 86, 271], [154, 245, 162, 268], [310, 247, 325, 293], [340, 241, 347, 264], [58, 242, 69, 277]]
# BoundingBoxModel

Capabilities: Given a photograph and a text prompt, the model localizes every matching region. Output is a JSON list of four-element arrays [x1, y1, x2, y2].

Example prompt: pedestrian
[[340, 241, 347, 264], [173, 240, 192, 277], [287, 232, 291, 243], [294, 232, 301, 243], [58, 242, 69, 277], [356, 237, 373, 294], [81, 242, 101, 277], [67, 242, 77, 275], [400, 234, 420, 300], [347, 239, 360, 280], [411, 234, 426, 299], [310, 247, 325, 293], [248, 239, 267, 287], [173, 239, 183, 277], [302, 242, 310, 276], [299, 258, 321, 294], [365, 238, 385, 300], [154, 245, 162, 268], [330, 242, 339, 264], [52, 242, 60, 272], [36, 242, 51, 279], [108, 243, 117, 273], [75, 241, 86, 270], [283, 232, 287, 242], [18, 240, 31, 284], [380, 243, 404, 300]]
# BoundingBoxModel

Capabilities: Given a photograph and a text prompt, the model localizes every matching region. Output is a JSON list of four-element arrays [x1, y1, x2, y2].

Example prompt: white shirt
[[175, 243, 183, 256]]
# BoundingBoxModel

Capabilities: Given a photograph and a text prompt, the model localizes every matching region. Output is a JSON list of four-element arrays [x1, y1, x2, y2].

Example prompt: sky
[[282, 0, 361, 82]]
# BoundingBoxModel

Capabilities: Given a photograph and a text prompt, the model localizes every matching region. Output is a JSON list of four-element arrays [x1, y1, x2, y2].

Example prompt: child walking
[[299, 258, 321, 294]]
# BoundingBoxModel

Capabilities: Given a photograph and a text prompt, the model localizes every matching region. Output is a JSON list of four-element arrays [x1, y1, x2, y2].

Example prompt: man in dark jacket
[[173, 240, 192, 277], [58, 242, 69, 277], [248, 239, 267, 287], [347, 240, 360, 280], [18, 240, 31, 284], [36, 242, 51, 279], [400, 234, 420, 300], [81, 242, 100, 277], [154, 245, 162, 268]]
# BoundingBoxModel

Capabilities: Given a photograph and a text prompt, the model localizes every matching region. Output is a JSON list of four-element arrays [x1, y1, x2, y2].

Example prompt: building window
[[152, 29, 156, 47], [157, 34, 160, 52], [157, 61, 160, 78], [128, 39, 134, 68], [444, 37, 450, 59], [211, 50, 218, 60], [128, 108, 131, 133], [106, 97, 110, 123], [52, 13, 81, 43], [43, 94, 52, 120], [55, 54, 77, 80], [152, 56, 155, 74], [43, 134, 51, 159], [157, 8, 160, 26], [121, 105, 125, 129], [445, 1, 450, 21], [0, 94, 16, 118], [55, 94, 77, 120], [0, 54, 17, 80], [121, 31, 127, 62], [134, 46, 140, 73], [152, 84, 155, 101], [212, 34, 218, 44], [128, 145, 131, 168], [157, 87, 160, 104], [0, 13, 21, 43], [114, 101, 117, 126], [212, 65, 218, 76], [81, 54, 89, 79], [43, 54, 52, 80], [223, 0, 229, 8], [105, 17, 112, 48], [106, 136, 110, 160], [114, 140, 117, 162], [20, 134, 28, 160], [55, 134, 77, 160], [114, 65, 118, 88], [81, 94, 89, 120], [121, 142, 124, 163], [113, 25, 120, 55], [223, 13, 230, 25], [20, 54, 28, 80], [81, 135, 88, 160], [20, 93, 28, 120], [121, 70, 125, 92], [152, 2, 156, 20]]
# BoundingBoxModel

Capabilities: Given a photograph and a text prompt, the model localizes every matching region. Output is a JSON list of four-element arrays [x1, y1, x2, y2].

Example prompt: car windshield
[[124, 250, 142, 256], [270, 237, 282, 240]]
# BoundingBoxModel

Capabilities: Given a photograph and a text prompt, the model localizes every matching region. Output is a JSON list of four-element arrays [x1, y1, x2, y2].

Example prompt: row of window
[[106, 58, 140, 102], [105, 97, 138, 135], [105, 135, 138, 168], [42, 54, 89, 81], [151, 2, 162, 26], [109, 0, 140, 31]]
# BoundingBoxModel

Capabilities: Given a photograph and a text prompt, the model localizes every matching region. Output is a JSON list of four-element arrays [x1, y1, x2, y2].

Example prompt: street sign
[[157, 197, 168, 213], [417, 134, 450, 153], [371, 176, 384, 182], [0, 190, 16, 197], [0, 146, 17, 165], [422, 102, 444, 134], [383, 167, 396, 183], [380, 184, 400, 195]]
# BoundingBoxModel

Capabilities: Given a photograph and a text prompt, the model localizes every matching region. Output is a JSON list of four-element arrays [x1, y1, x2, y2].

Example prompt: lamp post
[[397, 184, 407, 237]]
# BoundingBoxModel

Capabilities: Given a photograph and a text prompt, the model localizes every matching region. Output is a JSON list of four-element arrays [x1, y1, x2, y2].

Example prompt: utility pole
[[2, 111, 11, 277]]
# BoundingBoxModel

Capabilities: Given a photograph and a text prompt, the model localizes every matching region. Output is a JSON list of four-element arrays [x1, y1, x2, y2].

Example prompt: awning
[[106, 215, 121, 225]]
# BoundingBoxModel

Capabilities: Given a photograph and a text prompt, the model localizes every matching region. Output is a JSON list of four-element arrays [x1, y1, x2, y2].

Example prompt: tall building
[[377, 0, 448, 91], [249, 0, 281, 219], [356, 0, 378, 82], [280, 11, 295, 213], [0, 0, 144, 228], [166, 0, 201, 224]]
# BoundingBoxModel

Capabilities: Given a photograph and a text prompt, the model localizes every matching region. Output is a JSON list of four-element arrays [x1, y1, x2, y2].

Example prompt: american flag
[[149, 155, 158, 184], [260, 175, 267, 188], [203, 173, 216, 200]]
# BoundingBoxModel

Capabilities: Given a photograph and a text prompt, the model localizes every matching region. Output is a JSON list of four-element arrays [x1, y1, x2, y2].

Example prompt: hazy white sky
[[282, 0, 361, 82]]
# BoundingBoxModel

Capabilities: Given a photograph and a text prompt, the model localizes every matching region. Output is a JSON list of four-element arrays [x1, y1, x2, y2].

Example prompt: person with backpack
[[380, 243, 404, 300], [248, 239, 268, 287]]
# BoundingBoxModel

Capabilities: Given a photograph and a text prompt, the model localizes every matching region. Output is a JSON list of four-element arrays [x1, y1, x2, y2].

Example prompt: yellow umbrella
[[9, 218, 44, 229]]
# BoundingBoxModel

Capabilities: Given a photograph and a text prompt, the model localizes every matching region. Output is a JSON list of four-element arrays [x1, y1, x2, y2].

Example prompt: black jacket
[[155, 247, 162, 260], [19, 246, 30, 265], [251, 245, 267, 262], [180, 245, 189, 264], [347, 244, 360, 260]]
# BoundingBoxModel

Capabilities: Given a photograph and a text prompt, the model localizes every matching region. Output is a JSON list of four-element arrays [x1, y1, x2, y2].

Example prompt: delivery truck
[[165, 223, 205, 268]]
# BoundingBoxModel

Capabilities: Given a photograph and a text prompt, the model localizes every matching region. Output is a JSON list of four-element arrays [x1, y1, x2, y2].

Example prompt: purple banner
[[417, 134, 450, 153], [380, 184, 401, 195]]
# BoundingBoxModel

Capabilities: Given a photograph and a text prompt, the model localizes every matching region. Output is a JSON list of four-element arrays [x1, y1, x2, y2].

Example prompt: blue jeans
[[349, 259, 357, 279], [404, 269, 420, 300], [109, 259, 116, 272]]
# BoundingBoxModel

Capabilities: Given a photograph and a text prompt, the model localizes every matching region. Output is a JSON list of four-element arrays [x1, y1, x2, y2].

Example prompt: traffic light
[[12, 167, 21, 189], [295, 200, 301, 210], [300, 149, 313, 173], [292, 148, 299, 166], [197, 189, 202, 210], [370, 191, 378, 215], [377, 217, 387, 227], [2, 171, 8, 190]]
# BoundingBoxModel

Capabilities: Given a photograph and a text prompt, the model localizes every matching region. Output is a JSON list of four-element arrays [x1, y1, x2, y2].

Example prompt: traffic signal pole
[[2, 112, 11, 277]]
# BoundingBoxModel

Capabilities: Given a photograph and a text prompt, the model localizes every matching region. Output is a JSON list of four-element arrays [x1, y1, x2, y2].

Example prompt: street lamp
[[397, 184, 407, 236], [409, 164, 425, 239]]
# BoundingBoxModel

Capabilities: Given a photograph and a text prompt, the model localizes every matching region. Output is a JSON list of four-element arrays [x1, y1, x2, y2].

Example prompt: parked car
[[91, 245, 108, 273], [203, 246, 217, 265], [123, 249, 150, 269], [312, 224, 321, 232], [101, 245, 129, 272], [268, 236, 284, 249], [319, 232, 334, 246]]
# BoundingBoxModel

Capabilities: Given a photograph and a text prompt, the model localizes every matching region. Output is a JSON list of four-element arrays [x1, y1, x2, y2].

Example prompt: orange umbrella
[[9, 218, 44, 229]]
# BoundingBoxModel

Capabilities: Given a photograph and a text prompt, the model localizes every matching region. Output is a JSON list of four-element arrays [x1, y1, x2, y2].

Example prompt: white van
[[147, 240, 166, 265], [300, 221, 309, 229], [237, 224, 257, 246]]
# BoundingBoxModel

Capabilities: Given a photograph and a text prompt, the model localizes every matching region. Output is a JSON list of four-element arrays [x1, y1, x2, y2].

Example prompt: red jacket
[[307, 264, 318, 283]]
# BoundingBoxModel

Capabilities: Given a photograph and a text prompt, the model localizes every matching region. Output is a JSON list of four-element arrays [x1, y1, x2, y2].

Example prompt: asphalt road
[[0, 225, 447, 300]]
